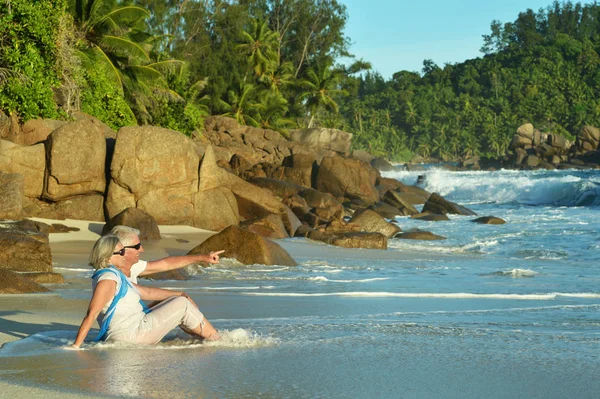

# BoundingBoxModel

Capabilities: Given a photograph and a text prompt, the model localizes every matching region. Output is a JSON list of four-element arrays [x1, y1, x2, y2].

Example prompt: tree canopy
[[1, 1, 600, 161]]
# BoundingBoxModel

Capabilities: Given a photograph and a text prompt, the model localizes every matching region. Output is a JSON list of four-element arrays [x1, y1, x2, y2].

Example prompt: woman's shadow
[[0, 310, 77, 341]]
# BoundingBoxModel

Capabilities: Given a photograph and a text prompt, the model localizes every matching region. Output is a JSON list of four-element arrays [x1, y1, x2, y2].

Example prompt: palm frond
[[146, 59, 185, 75], [100, 35, 150, 61], [91, 45, 124, 94]]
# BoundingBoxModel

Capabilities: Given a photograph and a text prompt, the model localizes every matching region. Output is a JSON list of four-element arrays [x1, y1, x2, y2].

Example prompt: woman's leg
[[134, 296, 219, 344]]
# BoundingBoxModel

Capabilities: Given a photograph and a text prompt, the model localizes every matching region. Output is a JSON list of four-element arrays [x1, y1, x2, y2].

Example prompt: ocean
[[1, 167, 599, 398]]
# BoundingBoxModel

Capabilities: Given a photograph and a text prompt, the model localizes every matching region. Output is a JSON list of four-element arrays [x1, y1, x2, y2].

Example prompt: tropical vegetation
[[1, 1, 600, 161]]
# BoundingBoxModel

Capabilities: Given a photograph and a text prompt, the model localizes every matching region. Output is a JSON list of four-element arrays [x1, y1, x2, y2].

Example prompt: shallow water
[[1, 168, 600, 398]]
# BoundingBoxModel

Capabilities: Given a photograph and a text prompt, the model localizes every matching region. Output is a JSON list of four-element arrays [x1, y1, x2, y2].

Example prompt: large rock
[[472, 216, 506, 224], [102, 207, 161, 240], [107, 126, 200, 223], [0, 139, 45, 197], [193, 187, 240, 231], [0, 270, 51, 294], [240, 214, 289, 239], [422, 193, 477, 216], [19, 118, 67, 145], [411, 213, 450, 222], [249, 178, 304, 199], [510, 123, 534, 149], [3, 117, 66, 146], [330, 232, 387, 249], [315, 156, 379, 204], [44, 119, 106, 201], [55, 195, 105, 221], [367, 202, 404, 219], [348, 209, 401, 238], [0, 172, 23, 220], [290, 127, 353, 154], [188, 225, 297, 266], [382, 190, 419, 215], [0, 224, 52, 272], [576, 125, 600, 153], [72, 112, 116, 138], [395, 230, 446, 240], [395, 184, 431, 204], [274, 153, 316, 187]]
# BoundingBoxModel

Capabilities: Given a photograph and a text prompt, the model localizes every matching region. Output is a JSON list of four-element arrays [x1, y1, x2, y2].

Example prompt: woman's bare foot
[[205, 331, 221, 341]]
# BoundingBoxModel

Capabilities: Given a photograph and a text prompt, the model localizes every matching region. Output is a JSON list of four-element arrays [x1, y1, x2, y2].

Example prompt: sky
[[341, 0, 569, 79]]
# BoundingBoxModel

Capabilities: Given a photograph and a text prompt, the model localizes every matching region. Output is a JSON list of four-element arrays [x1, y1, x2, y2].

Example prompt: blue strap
[[91, 266, 151, 342]]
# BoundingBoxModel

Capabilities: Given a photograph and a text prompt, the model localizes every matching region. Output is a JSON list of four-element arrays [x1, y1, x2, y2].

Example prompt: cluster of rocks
[[1, 113, 504, 292], [458, 123, 600, 171]]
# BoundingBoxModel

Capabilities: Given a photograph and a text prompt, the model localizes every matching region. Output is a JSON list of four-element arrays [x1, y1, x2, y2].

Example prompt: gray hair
[[110, 225, 140, 246], [89, 235, 121, 270]]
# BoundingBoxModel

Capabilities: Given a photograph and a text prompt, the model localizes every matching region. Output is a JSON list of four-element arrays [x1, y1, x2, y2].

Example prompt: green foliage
[[80, 67, 136, 129], [0, 0, 65, 120]]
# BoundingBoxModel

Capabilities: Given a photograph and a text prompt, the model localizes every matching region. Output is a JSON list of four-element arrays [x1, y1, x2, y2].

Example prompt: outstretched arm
[[139, 250, 224, 276], [72, 280, 116, 348]]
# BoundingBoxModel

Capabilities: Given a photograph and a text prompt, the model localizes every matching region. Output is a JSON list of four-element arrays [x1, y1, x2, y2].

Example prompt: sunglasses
[[124, 242, 142, 250], [112, 248, 126, 256]]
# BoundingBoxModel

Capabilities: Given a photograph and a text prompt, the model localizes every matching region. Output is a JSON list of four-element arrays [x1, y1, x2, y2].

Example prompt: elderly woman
[[72, 235, 220, 348]]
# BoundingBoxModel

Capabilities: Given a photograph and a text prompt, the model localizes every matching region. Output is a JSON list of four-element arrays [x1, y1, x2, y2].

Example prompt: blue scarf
[[91, 266, 151, 342]]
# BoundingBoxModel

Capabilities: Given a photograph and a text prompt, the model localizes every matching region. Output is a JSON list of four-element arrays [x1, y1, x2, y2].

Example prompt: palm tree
[[258, 91, 295, 136], [260, 60, 295, 94], [237, 18, 279, 79], [68, 0, 184, 122], [218, 83, 264, 127], [298, 59, 347, 128]]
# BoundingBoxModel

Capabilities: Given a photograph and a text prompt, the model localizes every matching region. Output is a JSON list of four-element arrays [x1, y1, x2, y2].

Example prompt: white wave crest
[[241, 291, 600, 300], [307, 276, 389, 283]]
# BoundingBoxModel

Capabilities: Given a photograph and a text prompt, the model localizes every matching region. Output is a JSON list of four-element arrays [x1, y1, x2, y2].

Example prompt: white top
[[129, 260, 148, 284], [93, 271, 145, 340]]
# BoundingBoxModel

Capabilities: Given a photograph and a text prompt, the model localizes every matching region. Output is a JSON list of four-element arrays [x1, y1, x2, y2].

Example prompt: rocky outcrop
[[504, 122, 600, 170], [203, 116, 292, 165], [102, 207, 161, 240], [188, 225, 297, 266]]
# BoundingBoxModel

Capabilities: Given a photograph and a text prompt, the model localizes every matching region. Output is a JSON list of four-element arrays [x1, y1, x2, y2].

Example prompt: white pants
[[112, 296, 205, 345]]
